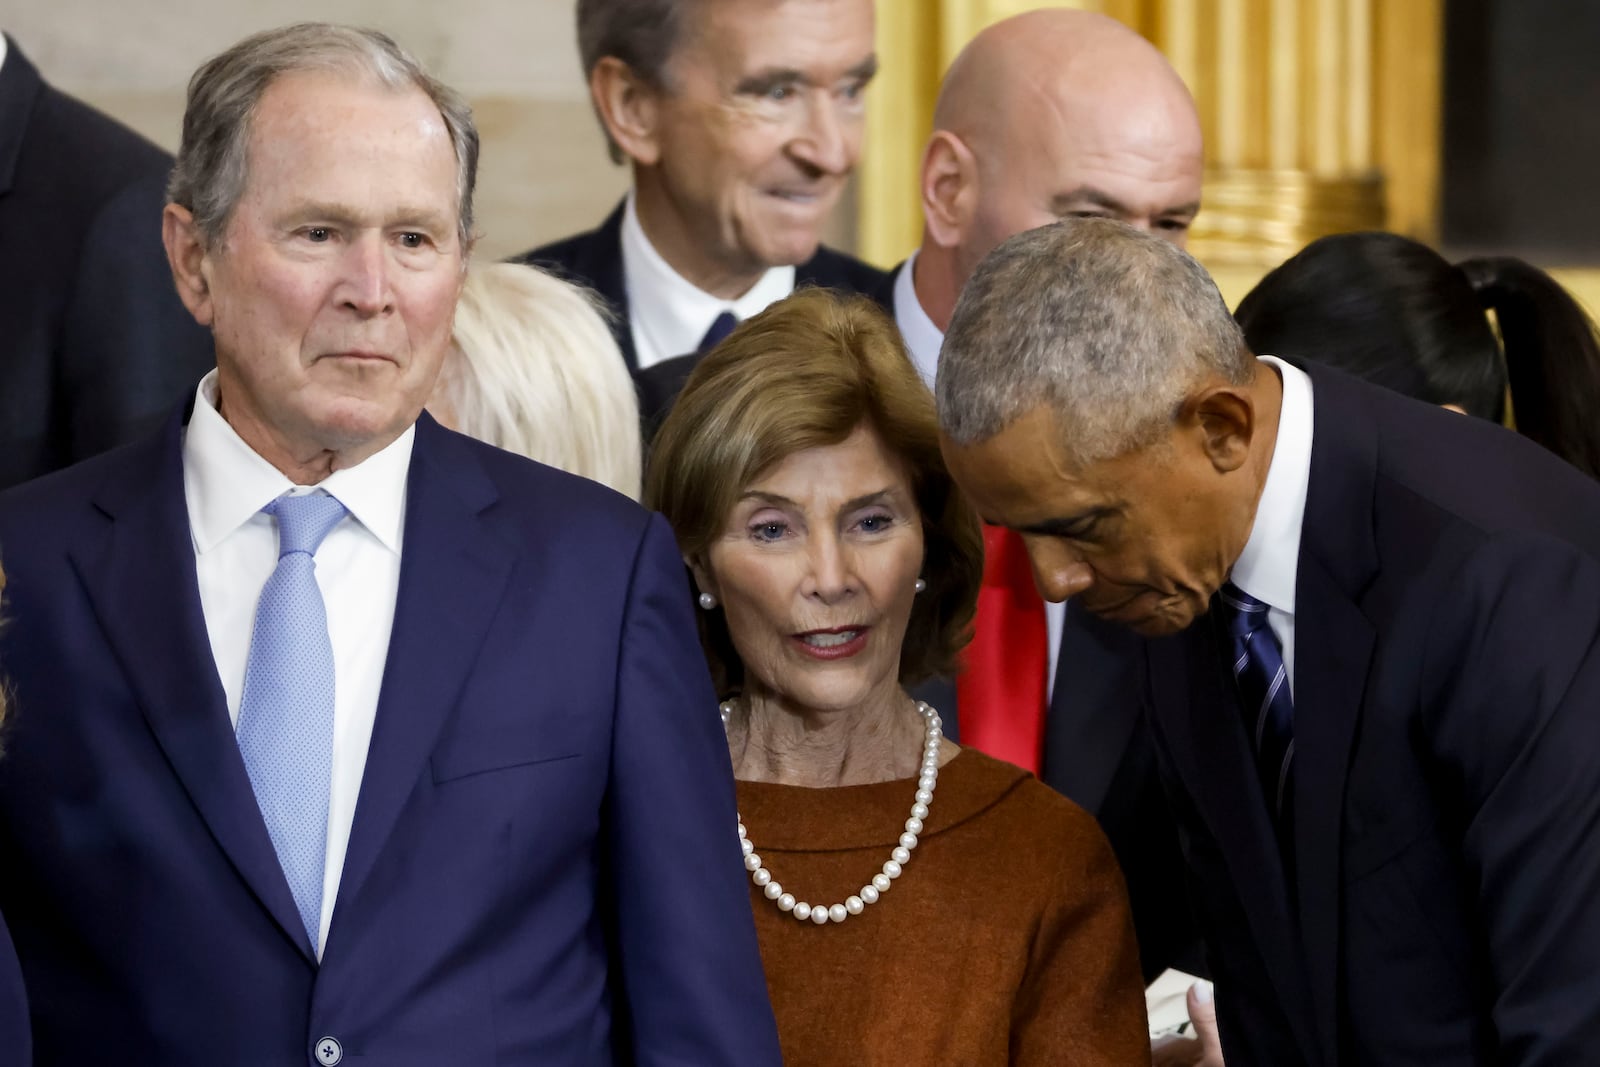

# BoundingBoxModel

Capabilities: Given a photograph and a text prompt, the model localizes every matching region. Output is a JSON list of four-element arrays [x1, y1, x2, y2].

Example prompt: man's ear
[[163, 203, 216, 328], [921, 130, 980, 249], [1187, 383, 1256, 474], [590, 56, 664, 167]]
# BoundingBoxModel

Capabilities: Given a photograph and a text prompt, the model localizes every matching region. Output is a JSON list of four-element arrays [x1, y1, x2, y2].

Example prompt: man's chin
[[1092, 598, 1200, 638]]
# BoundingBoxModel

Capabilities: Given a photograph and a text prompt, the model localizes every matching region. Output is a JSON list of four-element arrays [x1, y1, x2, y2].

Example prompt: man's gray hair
[[938, 218, 1252, 464], [576, 0, 691, 164], [167, 23, 480, 248]]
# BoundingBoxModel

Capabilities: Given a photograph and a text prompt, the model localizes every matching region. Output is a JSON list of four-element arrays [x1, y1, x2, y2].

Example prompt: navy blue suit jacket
[[0, 412, 781, 1065], [0, 37, 213, 490], [1145, 362, 1600, 1065], [0, 913, 26, 1066], [514, 199, 893, 376]]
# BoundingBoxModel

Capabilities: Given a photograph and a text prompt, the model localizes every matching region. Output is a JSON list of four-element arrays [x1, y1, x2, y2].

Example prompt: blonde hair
[[434, 262, 642, 498], [646, 288, 983, 693]]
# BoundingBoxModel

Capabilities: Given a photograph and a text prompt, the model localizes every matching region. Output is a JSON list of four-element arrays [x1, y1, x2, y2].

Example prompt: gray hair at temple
[[937, 218, 1252, 465], [167, 22, 480, 248], [577, 0, 686, 163]]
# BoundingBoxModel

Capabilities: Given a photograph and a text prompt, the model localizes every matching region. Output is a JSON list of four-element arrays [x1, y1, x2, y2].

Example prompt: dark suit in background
[[518, 202, 889, 444], [1147, 363, 1600, 1065], [517, 199, 890, 379], [0, 36, 213, 490]]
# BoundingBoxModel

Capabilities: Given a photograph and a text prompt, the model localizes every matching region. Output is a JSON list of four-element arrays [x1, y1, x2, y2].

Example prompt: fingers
[[1186, 981, 1224, 1066]]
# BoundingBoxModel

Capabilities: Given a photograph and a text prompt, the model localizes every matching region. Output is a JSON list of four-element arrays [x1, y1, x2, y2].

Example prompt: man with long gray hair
[[0, 23, 780, 1065], [939, 217, 1600, 1064]]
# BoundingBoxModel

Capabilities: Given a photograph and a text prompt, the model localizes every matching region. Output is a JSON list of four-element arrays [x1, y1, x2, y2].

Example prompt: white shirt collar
[[619, 190, 795, 368], [0, 34, 10, 73], [1228, 355, 1314, 616], [893, 250, 944, 389], [182, 369, 414, 556]]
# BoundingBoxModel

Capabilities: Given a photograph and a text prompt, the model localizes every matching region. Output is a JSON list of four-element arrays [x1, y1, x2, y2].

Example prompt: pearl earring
[[698, 592, 718, 610], [914, 578, 927, 594]]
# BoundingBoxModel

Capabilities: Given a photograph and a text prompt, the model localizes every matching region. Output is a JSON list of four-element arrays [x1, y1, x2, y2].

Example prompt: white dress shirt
[[620, 191, 796, 370], [183, 370, 411, 956], [894, 252, 1067, 697], [1226, 355, 1315, 695]]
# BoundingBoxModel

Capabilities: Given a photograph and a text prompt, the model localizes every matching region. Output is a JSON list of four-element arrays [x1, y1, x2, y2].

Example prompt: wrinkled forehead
[[675, 0, 876, 75]]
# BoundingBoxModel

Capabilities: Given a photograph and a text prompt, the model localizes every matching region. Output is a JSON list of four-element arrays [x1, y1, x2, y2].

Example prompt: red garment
[[956, 525, 1049, 773]]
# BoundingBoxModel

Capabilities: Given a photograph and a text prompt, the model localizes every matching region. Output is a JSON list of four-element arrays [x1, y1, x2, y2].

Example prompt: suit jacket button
[[314, 1036, 343, 1065]]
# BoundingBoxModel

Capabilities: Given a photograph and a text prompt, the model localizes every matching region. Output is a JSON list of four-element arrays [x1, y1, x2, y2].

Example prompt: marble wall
[[5, 1, 632, 259]]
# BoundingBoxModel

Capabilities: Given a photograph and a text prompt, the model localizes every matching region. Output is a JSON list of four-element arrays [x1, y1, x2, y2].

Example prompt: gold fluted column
[[1146, 0, 1403, 267], [857, 0, 1444, 273], [857, 0, 1098, 268]]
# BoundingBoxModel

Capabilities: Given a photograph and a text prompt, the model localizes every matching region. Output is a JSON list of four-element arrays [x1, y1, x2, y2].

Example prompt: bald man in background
[[896, 10, 1213, 1052]]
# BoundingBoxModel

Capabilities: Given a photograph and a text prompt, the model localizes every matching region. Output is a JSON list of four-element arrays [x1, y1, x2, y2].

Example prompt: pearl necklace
[[720, 699, 943, 926]]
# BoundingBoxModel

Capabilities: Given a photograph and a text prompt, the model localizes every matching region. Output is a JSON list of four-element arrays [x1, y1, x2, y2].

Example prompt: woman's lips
[[790, 625, 871, 661]]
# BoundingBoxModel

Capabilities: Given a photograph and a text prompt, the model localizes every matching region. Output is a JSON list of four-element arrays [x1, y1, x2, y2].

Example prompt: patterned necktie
[[698, 310, 738, 353], [957, 525, 1049, 773], [1215, 582, 1296, 837], [236, 491, 347, 952]]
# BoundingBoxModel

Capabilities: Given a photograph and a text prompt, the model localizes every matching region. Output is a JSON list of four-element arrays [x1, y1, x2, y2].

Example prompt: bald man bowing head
[[897, 9, 1205, 993]]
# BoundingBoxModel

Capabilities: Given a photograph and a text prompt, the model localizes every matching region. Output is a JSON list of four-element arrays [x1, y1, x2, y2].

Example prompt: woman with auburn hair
[[645, 289, 1147, 1065], [429, 262, 642, 499], [0, 563, 30, 1064]]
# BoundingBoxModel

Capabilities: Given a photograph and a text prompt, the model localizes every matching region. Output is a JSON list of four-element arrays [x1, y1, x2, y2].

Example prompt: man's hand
[[1150, 982, 1223, 1066]]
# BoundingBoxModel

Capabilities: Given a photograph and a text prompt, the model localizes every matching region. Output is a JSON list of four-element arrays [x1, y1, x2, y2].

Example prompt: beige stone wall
[[5, 2, 632, 259]]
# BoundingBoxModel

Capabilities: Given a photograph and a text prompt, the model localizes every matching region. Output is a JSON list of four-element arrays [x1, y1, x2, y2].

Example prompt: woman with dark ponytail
[[1235, 231, 1600, 479]]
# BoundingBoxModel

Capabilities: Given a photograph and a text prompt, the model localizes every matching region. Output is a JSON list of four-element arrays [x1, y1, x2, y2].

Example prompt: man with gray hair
[[0, 23, 780, 1066], [888, 8, 1206, 1004], [517, 0, 889, 385], [938, 217, 1600, 1064]]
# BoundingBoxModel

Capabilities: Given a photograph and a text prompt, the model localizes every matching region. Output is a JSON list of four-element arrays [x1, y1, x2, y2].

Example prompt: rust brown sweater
[[736, 748, 1149, 1066]]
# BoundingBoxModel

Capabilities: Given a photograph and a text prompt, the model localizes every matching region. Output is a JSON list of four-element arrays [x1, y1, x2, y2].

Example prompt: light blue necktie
[[236, 491, 347, 952]]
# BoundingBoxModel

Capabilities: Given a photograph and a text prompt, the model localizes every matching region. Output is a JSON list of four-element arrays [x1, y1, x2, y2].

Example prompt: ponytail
[[1459, 257, 1600, 480]]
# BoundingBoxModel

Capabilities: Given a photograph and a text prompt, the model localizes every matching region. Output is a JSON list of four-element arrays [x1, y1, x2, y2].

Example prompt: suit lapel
[[73, 419, 315, 960], [1290, 362, 1384, 1065], [331, 420, 514, 926], [1290, 555, 1374, 1064], [1044, 603, 1142, 814], [590, 203, 638, 372], [1150, 619, 1320, 1061], [0, 37, 42, 196]]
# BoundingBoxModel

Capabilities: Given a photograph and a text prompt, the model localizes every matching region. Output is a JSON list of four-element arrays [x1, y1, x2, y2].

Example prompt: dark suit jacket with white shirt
[[1145, 360, 1600, 1065], [516, 198, 892, 375], [0, 408, 781, 1066], [890, 257, 1198, 982], [0, 36, 213, 490]]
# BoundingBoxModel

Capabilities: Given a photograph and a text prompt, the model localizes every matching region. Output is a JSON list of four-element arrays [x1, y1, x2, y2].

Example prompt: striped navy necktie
[[1215, 582, 1296, 843]]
